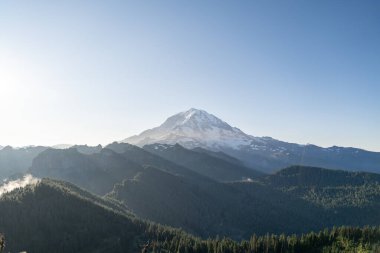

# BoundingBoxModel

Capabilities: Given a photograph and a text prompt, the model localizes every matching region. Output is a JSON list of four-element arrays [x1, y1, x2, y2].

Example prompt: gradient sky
[[0, 1, 379, 151]]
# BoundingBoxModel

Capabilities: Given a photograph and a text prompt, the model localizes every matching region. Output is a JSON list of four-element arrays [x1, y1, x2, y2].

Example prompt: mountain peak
[[123, 108, 250, 149], [160, 108, 233, 132], [181, 108, 210, 122]]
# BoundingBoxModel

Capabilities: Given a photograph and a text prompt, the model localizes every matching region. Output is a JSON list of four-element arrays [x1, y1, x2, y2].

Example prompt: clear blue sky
[[0, 1, 379, 151]]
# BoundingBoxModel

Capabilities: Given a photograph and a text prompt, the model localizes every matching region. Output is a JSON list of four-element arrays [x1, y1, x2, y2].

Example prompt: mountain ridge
[[123, 108, 380, 173]]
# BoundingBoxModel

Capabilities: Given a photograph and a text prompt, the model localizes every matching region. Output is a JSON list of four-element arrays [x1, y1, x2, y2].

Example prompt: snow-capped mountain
[[123, 108, 380, 173], [124, 108, 255, 149]]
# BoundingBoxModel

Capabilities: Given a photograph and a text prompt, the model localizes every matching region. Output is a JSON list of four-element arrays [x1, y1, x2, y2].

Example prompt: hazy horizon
[[1, 1, 379, 151], [1, 107, 379, 153]]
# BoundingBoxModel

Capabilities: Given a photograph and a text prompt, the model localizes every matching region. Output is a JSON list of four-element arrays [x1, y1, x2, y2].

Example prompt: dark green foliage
[[264, 166, 380, 227], [2, 179, 380, 253], [29, 144, 380, 240], [1, 173, 380, 252], [109, 166, 323, 239], [267, 165, 380, 188], [0, 179, 134, 252], [147, 226, 380, 253], [0, 233, 4, 252], [0, 178, 190, 253]]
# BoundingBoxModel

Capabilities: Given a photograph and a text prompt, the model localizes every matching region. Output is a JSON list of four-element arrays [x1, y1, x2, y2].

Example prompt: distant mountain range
[[123, 108, 380, 173], [0, 145, 102, 180], [24, 142, 380, 239], [0, 117, 380, 250], [0, 145, 48, 180], [0, 108, 379, 178]]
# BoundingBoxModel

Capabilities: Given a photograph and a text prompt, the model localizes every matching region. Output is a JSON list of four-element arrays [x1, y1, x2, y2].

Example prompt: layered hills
[[124, 108, 380, 173], [1, 178, 379, 252], [27, 143, 380, 240], [1, 108, 380, 252]]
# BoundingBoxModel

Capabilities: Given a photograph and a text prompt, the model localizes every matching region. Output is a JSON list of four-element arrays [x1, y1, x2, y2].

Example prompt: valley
[[0, 109, 379, 252]]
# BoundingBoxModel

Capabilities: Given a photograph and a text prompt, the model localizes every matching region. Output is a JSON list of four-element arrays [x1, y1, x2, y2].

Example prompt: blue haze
[[0, 1, 379, 150]]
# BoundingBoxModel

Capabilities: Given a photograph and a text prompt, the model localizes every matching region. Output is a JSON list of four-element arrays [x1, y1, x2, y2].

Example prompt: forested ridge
[[1, 179, 380, 252], [143, 226, 380, 253], [1, 143, 380, 252], [25, 144, 380, 240]]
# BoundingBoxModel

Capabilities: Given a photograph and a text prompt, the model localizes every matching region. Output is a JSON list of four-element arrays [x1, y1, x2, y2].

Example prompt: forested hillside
[[263, 166, 380, 226], [109, 166, 321, 239], [0, 178, 194, 253], [143, 226, 380, 253], [1, 178, 380, 253], [26, 144, 380, 241]]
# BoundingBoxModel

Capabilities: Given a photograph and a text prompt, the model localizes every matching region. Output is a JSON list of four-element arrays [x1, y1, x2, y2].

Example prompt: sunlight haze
[[0, 1, 379, 151]]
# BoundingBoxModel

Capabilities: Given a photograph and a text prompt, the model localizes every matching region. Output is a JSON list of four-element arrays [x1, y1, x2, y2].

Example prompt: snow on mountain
[[123, 108, 255, 149], [52, 144, 74, 149], [123, 108, 380, 173]]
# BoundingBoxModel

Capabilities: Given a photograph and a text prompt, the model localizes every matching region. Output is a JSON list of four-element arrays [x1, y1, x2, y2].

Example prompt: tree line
[[141, 225, 380, 253]]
